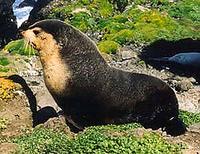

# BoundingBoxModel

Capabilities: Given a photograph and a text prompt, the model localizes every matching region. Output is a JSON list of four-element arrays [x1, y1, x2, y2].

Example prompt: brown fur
[[22, 19, 186, 136], [22, 28, 71, 96]]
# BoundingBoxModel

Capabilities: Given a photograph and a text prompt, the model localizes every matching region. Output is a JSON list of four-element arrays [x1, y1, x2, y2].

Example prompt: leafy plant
[[3, 39, 36, 56], [14, 123, 184, 154], [14, 128, 71, 154]]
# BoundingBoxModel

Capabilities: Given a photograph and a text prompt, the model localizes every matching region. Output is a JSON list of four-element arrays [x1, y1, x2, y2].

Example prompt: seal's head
[[22, 19, 99, 58], [21, 20, 68, 57]]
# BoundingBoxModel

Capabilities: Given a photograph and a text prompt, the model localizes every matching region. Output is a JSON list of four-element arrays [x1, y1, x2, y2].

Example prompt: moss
[[179, 110, 200, 126], [103, 21, 128, 34], [101, 9, 199, 45], [97, 17, 128, 32], [32, 0, 200, 53], [90, 0, 114, 18], [98, 40, 120, 54], [3, 39, 36, 56], [131, 10, 198, 42], [106, 29, 135, 45], [14, 123, 184, 154], [166, 0, 200, 22]]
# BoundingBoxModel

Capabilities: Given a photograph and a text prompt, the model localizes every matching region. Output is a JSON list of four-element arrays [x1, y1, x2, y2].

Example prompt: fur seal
[[22, 19, 186, 136], [149, 52, 200, 68]]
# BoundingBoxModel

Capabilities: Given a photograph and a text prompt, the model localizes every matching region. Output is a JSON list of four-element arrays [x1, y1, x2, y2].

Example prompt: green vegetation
[[98, 40, 120, 54], [13, 110, 200, 153], [46, 0, 199, 54], [0, 67, 9, 73], [0, 57, 9, 66], [13, 128, 71, 154], [14, 123, 184, 154], [166, 0, 200, 23], [179, 110, 200, 126], [3, 39, 36, 56], [0, 57, 9, 72]]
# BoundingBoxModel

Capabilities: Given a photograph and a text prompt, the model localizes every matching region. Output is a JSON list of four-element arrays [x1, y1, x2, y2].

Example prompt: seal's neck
[[39, 45, 72, 96]]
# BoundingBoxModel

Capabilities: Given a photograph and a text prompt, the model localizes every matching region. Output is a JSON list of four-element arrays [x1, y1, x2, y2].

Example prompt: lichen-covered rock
[[0, 0, 17, 49]]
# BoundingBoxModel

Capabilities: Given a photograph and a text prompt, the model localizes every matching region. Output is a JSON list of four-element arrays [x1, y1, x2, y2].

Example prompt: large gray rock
[[0, 0, 17, 49]]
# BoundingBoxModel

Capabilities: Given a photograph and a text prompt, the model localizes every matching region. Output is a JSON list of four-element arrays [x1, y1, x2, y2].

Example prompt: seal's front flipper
[[164, 117, 187, 136], [65, 115, 84, 133]]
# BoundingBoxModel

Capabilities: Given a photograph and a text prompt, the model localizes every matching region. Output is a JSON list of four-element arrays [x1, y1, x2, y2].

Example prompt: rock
[[188, 123, 200, 132], [120, 48, 138, 61], [18, 0, 36, 8], [0, 0, 17, 49], [37, 117, 73, 136], [176, 87, 200, 113], [175, 79, 193, 92], [20, 0, 61, 29]]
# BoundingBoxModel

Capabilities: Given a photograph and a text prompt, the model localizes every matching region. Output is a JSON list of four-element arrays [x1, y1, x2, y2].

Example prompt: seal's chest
[[43, 61, 72, 96]]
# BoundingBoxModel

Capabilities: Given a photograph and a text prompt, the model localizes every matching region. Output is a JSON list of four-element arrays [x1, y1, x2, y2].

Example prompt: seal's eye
[[33, 29, 40, 35]]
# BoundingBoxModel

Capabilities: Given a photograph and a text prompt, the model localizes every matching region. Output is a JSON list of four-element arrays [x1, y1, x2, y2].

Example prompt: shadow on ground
[[8, 75, 58, 127]]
